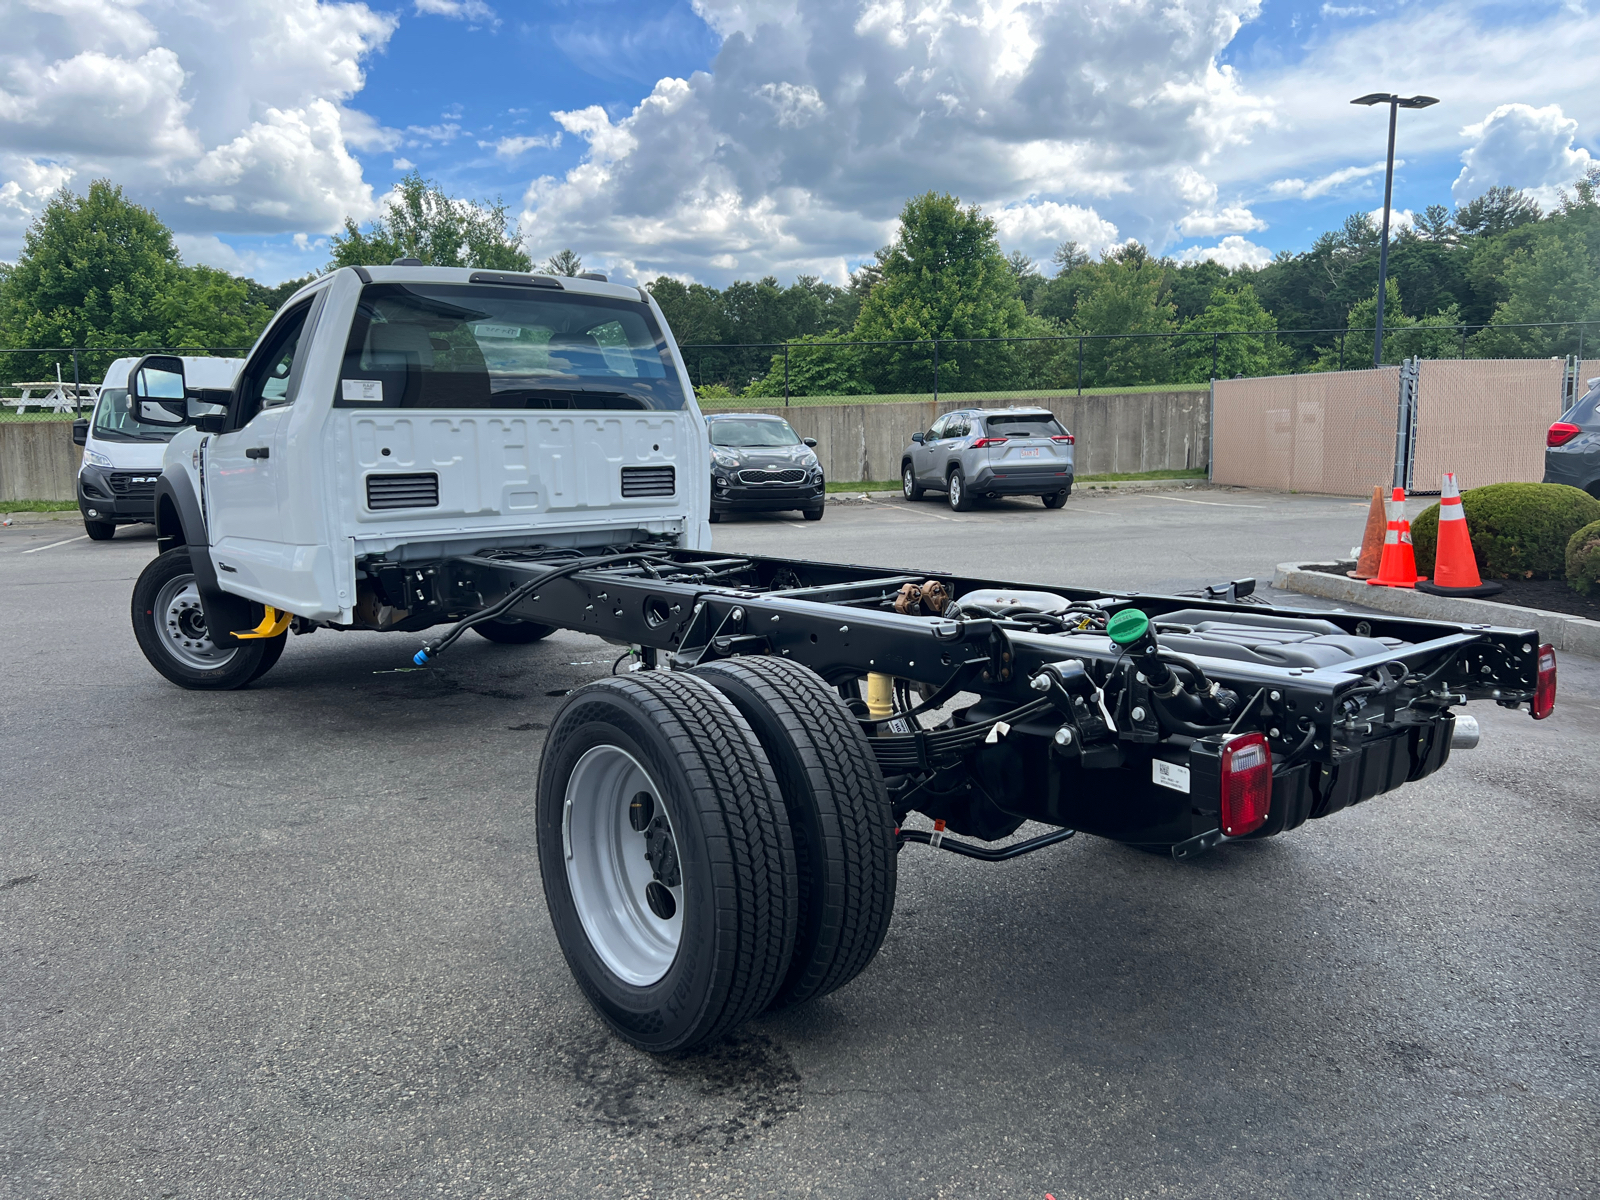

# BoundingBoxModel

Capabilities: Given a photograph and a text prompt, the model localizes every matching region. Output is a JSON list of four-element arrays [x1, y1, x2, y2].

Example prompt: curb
[[0, 509, 80, 525], [827, 478, 1217, 504], [1274, 561, 1600, 659]]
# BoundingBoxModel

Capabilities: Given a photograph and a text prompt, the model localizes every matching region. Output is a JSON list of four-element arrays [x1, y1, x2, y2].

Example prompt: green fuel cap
[[1106, 608, 1150, 646]]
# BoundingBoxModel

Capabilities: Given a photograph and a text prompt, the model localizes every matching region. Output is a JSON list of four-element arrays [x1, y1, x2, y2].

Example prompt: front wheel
[[471, 616, 555, 644], [802, 505, 824, 522], [902, 465, 924, 501], [84, 519, 116, 541], [131, 547, 267, 690], [708, 509, 723, 524], [537, 672, 798, 1052], [948, 468, 973, 512]]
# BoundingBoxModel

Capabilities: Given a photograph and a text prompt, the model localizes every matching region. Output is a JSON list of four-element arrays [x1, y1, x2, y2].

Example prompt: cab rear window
[[335, 283, 687, 411]]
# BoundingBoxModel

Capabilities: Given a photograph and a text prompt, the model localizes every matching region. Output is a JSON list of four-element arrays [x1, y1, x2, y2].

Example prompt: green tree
[[1065, 245, 1177, 386], [543, 248, 583, 276], [155, 266, 274, 349], [328, 171, 530, 270], [743, 334, 871, 398], [853, 192, 1028, 393], [1177, 282, 1289, 381], [1310, 279, 1463, 368]]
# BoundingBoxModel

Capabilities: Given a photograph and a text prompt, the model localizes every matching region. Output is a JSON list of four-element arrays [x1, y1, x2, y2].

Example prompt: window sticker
[[342, 379, 383, 402], [472, 324, 523, 340]]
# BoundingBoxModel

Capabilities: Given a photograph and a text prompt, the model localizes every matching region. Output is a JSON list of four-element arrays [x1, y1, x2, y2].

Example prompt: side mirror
[[911, 432, 924, 444], [803, 437, 817, 448], [72, 419, 88, 446], [129, 354, 188, 425]]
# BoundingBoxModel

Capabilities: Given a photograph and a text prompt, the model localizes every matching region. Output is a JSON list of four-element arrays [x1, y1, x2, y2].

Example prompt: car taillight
[[1547, 422, 1581, 447], [1219, 732, 1272, 836], [972, 437, 1008, 448], [1051, 433, 1075, 444], [1532, 643, 1557, 719]]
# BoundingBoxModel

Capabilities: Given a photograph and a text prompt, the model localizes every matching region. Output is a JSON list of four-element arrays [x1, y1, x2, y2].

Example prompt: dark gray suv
[[901, 407, 1075, 511], [1546, 380, 1600, 498]]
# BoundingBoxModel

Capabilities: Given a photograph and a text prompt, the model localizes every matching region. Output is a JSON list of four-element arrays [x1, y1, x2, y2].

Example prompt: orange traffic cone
[[1348, 485, 1386, 579], [1417, 473, 1503, 597], [1368, 486, 1428, 588]]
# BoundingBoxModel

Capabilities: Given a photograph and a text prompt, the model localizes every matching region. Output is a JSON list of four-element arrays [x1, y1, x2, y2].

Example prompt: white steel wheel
[[562, 744, 683, 987]]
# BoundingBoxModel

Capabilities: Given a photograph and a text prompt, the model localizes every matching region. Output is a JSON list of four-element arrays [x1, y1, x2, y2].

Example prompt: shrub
[[1411, 482, 1600, 579], [1567, 520, 1600, 595]]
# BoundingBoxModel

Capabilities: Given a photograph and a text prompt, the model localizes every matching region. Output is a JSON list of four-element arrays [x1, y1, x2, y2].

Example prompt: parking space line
[[862, 498, 958, 522], [21, 535, 89, 554], [1126, 494, 1264, 509]]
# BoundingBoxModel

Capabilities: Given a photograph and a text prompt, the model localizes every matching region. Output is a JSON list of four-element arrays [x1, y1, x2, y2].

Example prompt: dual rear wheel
[[538, 658, 897, 1052]]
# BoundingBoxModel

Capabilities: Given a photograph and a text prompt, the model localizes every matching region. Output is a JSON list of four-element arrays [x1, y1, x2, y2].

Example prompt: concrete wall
[[0, 422, 80, 502], [741, 390, 1210, 483]]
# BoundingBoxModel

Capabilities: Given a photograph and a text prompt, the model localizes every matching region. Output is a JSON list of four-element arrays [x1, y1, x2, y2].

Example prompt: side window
[[925, 416, 947, 442], [240, 303, 312, 423], [946, 417, 969, 439]]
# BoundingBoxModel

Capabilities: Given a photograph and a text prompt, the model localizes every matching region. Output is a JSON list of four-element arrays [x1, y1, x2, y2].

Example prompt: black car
[[1545, 378, 1600, 498], [706, 413, 826, 522]]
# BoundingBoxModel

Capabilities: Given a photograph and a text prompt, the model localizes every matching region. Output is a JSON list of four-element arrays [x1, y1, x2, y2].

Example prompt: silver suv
[[901, 407, 1075, 511]]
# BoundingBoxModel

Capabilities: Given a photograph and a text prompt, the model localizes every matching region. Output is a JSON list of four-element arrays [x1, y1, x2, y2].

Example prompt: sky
[[1, 0, 1596, 287]]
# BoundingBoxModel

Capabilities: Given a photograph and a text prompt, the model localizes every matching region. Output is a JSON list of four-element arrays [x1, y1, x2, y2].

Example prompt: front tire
[[471, 616, 555, 644], [948, 468, 973, 512], [84, 519, 116, 541], [537, 673, 799, 1052], [694, 657, 897, 1010], [902, 464, 924, 501], [709, 509, 723, 524], [802, 505, 824, 522], [131, 547, 266, 690]]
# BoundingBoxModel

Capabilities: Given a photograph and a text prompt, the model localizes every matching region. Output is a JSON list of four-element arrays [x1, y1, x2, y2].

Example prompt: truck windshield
[[336, 283, 687, 411], [708, 419, 802, 447], [91, 388, 179, 443]]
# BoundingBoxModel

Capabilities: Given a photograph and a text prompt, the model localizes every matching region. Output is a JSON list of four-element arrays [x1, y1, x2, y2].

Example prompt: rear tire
[[948, 468, 973, 512], [84, 519, 116, 541], [1042, 490, 1068, 509], [131, 547, 266, 690], [802, 505, 824, 522], [902, 464, 924, 501], [471, 616, 555, 644], [693, 657, 897, 1010], [537, 672, 798, 1052]]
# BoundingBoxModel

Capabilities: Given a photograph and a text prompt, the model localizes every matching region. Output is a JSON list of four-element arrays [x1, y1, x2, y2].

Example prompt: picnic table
[[1, 382, 99, 415]]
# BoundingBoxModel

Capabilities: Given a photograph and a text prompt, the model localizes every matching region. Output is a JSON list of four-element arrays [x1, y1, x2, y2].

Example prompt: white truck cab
[[72, 356, 241, 540], [131, 264, 709, 688]]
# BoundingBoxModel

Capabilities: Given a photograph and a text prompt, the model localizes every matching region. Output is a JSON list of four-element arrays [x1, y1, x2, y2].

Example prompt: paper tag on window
[[342, 379, 383, 402], [1152, 760, 1191, 793], [473, 324, 522, 340]]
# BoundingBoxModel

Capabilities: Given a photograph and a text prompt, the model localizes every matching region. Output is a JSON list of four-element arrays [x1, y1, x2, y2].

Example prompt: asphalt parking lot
[[3, 495, 1596, 1199]]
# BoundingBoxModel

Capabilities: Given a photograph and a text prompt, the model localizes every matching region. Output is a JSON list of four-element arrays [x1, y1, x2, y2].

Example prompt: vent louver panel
[[621, 465, 675, 497], [366, 472, 439, 510]]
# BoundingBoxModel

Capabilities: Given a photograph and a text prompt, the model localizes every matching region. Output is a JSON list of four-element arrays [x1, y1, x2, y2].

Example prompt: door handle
[[245, 447, 269, 460]]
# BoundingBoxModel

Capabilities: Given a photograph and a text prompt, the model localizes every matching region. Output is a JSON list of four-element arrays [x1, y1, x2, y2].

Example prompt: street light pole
[[1351, 93, 1438, 368]]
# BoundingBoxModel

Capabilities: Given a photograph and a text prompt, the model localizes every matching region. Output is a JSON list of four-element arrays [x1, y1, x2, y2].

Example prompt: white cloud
[[392, 156, 415, 170], [1267, 160, 1392, 201], [0, 0, 396, 258], [1453, 102, 1595, 209], [483, 133, 560, 160], [522, 0, 1274, 283], [1319, 4, 1374, 16], [405, 122, 462, 145], [413, 0, 499, 28], [1179, 235, 1272, 268], [1368, 206, 1414, 233], [1177, 205, 1266, 236], [989, 201, 1120, 260]]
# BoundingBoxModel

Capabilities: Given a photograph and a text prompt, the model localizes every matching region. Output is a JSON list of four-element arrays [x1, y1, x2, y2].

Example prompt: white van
[[72, 356, 242, 540]]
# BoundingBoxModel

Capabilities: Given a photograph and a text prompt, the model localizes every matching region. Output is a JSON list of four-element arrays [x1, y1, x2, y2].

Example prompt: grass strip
[[1, 499, 79, 511]]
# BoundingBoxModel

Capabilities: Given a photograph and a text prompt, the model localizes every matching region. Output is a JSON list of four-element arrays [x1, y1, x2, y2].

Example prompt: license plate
[[1019, 447, 1040, 458]]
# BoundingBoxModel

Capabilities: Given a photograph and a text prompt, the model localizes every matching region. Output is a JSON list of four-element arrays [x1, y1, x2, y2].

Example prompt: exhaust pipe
[[1450, 714, 1480, 750]]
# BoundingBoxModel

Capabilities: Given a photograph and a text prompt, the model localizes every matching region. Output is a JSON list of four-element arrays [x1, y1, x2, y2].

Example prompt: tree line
[[2, 167, 1595, 394]]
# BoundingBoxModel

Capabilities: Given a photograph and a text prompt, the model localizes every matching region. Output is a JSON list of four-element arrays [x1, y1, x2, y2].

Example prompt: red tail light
[[1051, 433, 1075, 444], [972, 437, 1008, 448], [1532, 643, 1557, 719], [1219, 732, 1272, 836], [1547, 422, 1581, 447]]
